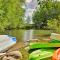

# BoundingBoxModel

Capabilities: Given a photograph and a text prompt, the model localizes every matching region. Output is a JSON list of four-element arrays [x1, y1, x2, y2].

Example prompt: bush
[[33, 0, 60, 29], [47, 17, 60, 33]]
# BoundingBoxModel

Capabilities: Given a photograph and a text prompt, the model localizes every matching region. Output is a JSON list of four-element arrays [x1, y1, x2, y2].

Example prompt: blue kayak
[[0, 35, 16, 52]]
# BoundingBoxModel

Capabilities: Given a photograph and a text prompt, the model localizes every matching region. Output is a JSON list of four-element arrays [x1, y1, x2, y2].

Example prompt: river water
[[0, 29, 52, 47], [0, 29, 52, 46]]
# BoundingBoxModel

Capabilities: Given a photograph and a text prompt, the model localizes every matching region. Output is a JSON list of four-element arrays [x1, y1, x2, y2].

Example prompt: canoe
[[0, 35, 16, 52]]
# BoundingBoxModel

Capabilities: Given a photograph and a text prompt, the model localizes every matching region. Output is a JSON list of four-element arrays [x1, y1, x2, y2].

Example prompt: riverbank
[[0, 29, 54, 60]]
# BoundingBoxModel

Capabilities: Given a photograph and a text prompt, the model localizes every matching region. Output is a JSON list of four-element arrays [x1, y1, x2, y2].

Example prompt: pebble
[[2, 56, 16, 60], [0, 51, 22, 60], [7, 51, 22, 59]]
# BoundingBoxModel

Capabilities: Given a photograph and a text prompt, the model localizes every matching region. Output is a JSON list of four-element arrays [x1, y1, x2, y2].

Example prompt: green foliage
[[33, 0, 60, 29], [47, 15, 60, 32], [0, 0, 25, 31], [47, 19, 58, 29]]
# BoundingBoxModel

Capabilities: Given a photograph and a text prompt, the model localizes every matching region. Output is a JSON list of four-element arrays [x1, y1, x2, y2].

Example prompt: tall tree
[[0, 0, 25, 30], [33, 0, 60, 28]]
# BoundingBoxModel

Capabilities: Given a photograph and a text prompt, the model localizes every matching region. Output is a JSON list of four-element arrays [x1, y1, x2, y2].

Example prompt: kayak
[[29, 33, 60, 60], [29, 40, 60, 60], [52, 48, 60, 60], [29, 38, 60, 49], [0, 35, 16, 52], [30, 42, 60, 49], [29, 49, 55, 60]]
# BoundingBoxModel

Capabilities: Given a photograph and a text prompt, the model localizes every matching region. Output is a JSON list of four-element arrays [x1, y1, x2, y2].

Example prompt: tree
[[33, 0, 60, 28], [0, 0, 25, 31]]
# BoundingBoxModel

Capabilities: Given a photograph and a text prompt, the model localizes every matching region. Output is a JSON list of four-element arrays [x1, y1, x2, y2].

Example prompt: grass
[[33, 29, 53, 39], [33, 30, 53, 35]]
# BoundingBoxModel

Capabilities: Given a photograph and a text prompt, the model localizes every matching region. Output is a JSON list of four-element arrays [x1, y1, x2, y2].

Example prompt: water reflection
[[23, 29, 33, 45]]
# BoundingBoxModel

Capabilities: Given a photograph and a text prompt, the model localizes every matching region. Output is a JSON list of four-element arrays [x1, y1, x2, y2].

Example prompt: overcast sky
[[58, 0, 60, 1], [26, 0, 32, 3]]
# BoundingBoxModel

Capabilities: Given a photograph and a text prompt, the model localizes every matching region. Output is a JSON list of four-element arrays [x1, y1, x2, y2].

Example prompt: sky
[[26, 0, 32, 3], [25, 0, 38, 24], [58, 0, 60, 1]]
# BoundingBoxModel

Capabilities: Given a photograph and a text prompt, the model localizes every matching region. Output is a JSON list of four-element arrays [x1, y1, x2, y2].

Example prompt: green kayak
[[29, 40, 60, 60], [30, 39, 60, 49], [29, 33, 60, 60], [29, 49, 55, 60], [30, 43, 60, 49]]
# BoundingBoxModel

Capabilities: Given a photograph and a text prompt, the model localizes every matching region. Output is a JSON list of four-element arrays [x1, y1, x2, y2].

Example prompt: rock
[[7, 51, 22, 59], [2, 56, 16, 60]]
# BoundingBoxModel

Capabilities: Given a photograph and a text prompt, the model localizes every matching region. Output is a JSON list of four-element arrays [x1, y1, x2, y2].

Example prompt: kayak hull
[[29, 49, 55, 60], [0, 35, 16, 52], [30, 42, 60, 50]]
